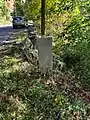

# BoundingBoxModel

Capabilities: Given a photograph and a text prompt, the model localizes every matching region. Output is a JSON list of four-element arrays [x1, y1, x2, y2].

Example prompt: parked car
[[12, 16, 27, 28]]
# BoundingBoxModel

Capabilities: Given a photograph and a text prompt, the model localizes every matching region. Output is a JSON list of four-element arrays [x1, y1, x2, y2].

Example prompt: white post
[[38, 37, 52, 73]]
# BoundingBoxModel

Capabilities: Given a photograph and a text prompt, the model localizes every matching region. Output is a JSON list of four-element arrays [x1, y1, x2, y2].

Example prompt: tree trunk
[[41, 0, 45, 36]]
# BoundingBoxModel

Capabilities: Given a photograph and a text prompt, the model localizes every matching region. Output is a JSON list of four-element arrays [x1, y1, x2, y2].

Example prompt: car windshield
[[13, 17, 23, 20]]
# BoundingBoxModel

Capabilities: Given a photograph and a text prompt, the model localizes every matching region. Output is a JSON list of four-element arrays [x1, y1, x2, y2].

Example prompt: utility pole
[[38, 0, 52, 73], [41, 0, 45, 36]]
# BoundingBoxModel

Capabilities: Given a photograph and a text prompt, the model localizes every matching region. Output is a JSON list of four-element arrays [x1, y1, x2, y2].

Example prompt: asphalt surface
[[0, 25, 27, 43], [0, 25, 13, 43]]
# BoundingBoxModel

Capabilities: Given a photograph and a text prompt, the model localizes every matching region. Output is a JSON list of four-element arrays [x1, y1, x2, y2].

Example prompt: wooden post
[[41, 0, 45, 36]]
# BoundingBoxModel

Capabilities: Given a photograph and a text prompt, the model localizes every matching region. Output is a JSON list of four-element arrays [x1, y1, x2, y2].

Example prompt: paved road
[[0, 25, 13, 43], [0, 25, 27, 43]]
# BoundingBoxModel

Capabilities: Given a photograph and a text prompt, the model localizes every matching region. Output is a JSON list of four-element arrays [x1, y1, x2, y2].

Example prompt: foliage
[[0, 0, 90, 119], [59, 100, 90, 120], [0, 0, 5, 17], [0, 52, 90, 120], [0, 32, 90, 120], [15, 0, 41, 21], [45, 0, 90, 88], [0, 0, 12, 23]]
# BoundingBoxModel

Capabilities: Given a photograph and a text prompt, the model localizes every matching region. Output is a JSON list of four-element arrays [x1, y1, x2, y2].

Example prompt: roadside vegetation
[[0, 0, 12, 25], [0, 0, 90, 119]]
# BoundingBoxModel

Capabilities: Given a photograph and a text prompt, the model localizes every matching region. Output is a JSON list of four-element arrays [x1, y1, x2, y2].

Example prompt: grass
[[0, 32, 90, 120]]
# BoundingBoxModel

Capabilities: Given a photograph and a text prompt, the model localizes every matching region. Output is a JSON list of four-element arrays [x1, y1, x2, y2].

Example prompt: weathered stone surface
[[38, 37, 52, 72]]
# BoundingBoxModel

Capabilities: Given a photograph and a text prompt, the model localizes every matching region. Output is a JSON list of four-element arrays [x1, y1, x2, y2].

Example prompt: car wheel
[[13, 25, 16, 29], [23, 25, 25, 28]]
